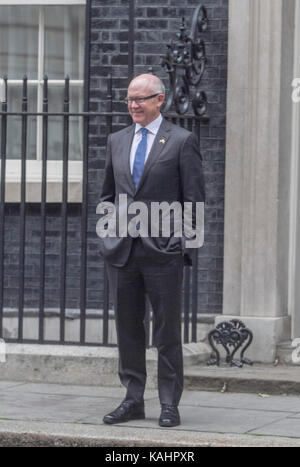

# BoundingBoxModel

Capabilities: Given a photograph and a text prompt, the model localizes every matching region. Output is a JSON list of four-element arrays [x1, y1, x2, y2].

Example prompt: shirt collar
[[135, 113, 163, 135]]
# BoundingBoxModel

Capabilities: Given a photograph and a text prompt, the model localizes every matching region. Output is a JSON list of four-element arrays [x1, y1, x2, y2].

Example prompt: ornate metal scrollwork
[[160, 5, 208, 116], [207, 319, 254, 368]]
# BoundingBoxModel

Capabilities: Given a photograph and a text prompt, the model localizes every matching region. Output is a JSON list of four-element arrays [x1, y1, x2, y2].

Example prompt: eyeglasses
[[124, 93, 159, 105]]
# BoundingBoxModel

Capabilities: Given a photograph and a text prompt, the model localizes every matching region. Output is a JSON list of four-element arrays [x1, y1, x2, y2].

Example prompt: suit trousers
[[106, 238, 184, 406]]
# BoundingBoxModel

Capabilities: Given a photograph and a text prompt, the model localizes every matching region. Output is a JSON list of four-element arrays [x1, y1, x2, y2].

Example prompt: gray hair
[[129, 74, 166, 95], [152, 78, 165, 95]]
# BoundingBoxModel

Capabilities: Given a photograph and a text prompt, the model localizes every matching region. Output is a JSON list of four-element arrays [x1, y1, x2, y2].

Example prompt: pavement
[[2, 365, 300, 447]]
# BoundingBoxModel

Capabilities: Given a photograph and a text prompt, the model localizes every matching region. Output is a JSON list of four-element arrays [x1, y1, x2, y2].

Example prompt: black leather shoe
[[103, 401, 145, 425], [159, 405, 181, 427]]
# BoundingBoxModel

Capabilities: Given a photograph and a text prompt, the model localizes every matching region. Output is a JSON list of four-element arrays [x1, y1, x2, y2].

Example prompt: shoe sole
[[159, 419, 181, 428], [103, 413, 145, 425]]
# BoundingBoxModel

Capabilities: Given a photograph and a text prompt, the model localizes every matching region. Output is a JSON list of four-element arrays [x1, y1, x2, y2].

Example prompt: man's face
[[127, 79, 165, 127]]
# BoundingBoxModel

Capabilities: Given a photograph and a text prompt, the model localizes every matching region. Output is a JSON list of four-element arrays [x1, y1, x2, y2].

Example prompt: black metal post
[[18, 75, 28, 340], [144, 296, 151, 348], [39, 75, 48, 342], [59, 76, 70, 343], [0, 77, 7, 339], [183, 265, 190, 343], [191, 250, 198, 342], [79, 0, 92, 344], [102, 74, 113, 345], [191, 119, 201, 342]]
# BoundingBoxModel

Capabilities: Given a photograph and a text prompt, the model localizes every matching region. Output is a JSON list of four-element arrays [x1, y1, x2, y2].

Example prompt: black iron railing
[[0, 73, 207, 346], [0, 1, 210, 347]]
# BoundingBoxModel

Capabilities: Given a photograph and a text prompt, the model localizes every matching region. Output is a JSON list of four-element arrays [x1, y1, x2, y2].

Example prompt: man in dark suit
[[99, 74, 205, 427]]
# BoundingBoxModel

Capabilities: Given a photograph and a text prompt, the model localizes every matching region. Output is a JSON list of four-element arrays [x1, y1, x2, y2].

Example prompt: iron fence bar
[[18, 76, 28, 341], [191, 119, 202, 342], [2, 80, 83, 86], [0, 112, 129, 117], [59, 76, 70, 343], [102, 263, 109, 345], [145, 296, 151, 348], [39, 76, 48, 342], [191, 250, 198, 342], [79, 116, 88, 343], [79, 0, 92, 345], [169, 115, 194, 343], [102, 74, 113, 345], [183, 264, 191, 344], [0, 77, 7, 338], [0, 112, 205, 119]]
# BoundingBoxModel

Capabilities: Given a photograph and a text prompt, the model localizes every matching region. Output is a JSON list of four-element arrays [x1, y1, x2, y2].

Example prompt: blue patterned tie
[[132, 128, 148, 190]]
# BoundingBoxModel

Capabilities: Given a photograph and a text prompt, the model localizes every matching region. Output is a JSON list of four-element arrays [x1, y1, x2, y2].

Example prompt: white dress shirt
[[129, 113, 163, 174]]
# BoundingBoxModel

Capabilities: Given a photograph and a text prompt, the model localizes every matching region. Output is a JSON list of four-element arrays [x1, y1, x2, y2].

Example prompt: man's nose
[[130, 100, 140, 109]]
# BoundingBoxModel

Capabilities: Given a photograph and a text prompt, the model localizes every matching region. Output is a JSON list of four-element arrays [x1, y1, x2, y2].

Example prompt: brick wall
[[89, 0, 228, 314], [3, 204, 82, 310], [2, 0, 227, 325]]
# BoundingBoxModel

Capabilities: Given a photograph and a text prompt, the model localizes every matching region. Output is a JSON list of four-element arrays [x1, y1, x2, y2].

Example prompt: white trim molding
[[4, 160, 83, 202], [0, 1, 86, 4]]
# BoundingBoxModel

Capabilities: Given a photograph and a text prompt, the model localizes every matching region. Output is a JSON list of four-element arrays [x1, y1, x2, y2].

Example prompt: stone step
[[184, 362, 300, 395], [0, 342, 211, 388], [3, 342, 300, 396]]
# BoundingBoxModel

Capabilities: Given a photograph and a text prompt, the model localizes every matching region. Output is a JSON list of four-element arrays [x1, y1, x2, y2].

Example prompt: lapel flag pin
[[159, 138, 166, 144]]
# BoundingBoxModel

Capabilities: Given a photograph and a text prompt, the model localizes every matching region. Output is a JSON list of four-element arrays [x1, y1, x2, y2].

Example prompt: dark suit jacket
[[99, 118, 205, 267]]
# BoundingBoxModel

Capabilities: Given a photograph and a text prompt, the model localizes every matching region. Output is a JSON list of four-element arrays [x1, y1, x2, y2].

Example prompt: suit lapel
[[135, 118, 172, 194], [123, 124, 135, 195]]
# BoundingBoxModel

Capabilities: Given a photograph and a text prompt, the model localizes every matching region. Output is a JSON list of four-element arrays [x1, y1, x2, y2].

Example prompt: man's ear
[[157, 93, 165, 109]]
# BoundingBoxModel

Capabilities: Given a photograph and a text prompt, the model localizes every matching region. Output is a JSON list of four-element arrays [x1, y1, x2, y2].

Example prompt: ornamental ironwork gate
[[0, 1, 210, 346]]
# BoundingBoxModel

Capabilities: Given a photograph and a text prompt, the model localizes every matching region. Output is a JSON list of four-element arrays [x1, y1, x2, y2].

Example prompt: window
[[0, 0, 86, 201]]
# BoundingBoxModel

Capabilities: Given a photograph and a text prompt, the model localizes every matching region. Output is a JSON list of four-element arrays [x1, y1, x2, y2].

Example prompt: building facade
[[0, 0, 299, 363]]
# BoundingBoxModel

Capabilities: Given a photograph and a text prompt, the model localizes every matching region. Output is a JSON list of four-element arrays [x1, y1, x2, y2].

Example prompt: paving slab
[[249, 417, 300, 438], [180, 390, 300, 412], [96, 404, 290, 435]]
